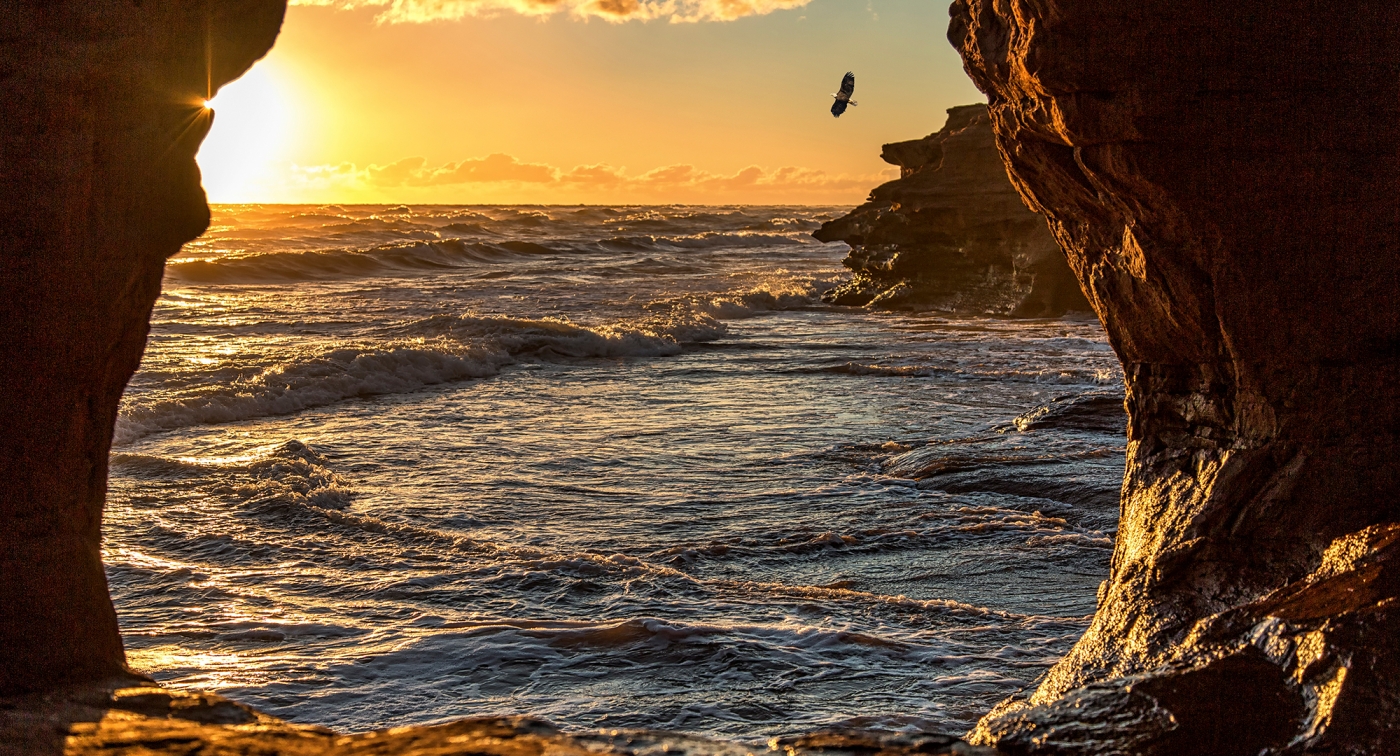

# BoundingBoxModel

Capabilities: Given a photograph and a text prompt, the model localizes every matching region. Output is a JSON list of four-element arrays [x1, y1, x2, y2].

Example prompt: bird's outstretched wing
[[831, 99, 849, 117], [838, 72, 855, 99]]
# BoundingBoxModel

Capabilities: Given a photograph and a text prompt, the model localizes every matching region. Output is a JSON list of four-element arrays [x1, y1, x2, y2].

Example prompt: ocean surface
[[105, 205, 1124, 741]]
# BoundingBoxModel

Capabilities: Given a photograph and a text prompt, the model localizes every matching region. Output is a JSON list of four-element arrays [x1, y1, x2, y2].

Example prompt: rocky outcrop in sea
[[814, 105, 1089, 317]]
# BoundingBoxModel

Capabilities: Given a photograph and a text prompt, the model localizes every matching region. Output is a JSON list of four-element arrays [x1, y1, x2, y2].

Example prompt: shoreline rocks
[[1, 678, 999, 756], [813, 105, 1089, 317]]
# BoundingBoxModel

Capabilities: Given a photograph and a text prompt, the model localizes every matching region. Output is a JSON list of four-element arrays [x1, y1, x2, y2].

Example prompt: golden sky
[[197, 0, 983, 204]]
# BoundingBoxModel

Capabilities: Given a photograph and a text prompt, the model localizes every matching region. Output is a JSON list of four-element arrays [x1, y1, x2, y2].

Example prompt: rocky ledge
[[814, 105, 1089, 317], [0, 678, 997, 756]]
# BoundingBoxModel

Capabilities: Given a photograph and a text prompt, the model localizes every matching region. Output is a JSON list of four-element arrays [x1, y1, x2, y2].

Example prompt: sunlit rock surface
[[0, 680, 998, 756], [813, 105, 1089, 317], [0, 2, 285, 692], [949, 0, 1400, 752]]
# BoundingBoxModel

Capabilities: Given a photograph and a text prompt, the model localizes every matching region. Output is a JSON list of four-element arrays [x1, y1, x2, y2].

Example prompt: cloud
[[287, 153, 895, 202], [369, 154, 558, 185], [290, 0, 813, 23]]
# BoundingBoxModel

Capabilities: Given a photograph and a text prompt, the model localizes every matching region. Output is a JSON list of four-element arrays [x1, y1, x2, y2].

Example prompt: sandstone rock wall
[[1, 679, 999, 756], [949, 1, 1400, 752], [0, 1, 285, 693], [814, 105, 1089, 317]]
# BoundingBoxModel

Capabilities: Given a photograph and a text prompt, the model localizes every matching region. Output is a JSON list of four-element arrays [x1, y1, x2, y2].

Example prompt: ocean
[[104, 204, 1124, 741]]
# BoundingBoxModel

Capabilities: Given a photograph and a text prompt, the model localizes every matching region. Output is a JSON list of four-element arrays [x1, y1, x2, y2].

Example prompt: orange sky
[[197, 0, 984, 204]]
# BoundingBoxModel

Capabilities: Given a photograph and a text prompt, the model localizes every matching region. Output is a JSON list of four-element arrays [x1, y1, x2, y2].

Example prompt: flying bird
[[830, 72, 857, 117]]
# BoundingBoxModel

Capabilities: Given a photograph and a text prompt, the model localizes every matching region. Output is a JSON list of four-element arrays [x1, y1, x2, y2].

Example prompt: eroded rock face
[[0, 1, 285, 693], [949, 1, 1400, 752], [814, 105, 1089, 317]]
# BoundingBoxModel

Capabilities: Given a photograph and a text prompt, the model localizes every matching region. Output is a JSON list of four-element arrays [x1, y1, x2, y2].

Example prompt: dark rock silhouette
[[0, 1, 285, 693], [814, 105, 1089, 317], [950, 0, 1400, 752]]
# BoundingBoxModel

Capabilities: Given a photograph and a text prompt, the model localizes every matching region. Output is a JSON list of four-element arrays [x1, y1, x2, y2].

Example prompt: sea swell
[[168, 232, 824, 285], [116, 312, 727, 445], [109, 204, 1119, 739]]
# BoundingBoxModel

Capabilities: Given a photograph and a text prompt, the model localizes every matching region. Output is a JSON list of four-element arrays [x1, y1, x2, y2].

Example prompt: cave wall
[[0, 1, 285, 693], [948, 1, 1400, 752]]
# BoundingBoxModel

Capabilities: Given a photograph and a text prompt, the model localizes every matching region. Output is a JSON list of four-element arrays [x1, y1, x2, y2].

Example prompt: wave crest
[[116, 313, 727, 445]]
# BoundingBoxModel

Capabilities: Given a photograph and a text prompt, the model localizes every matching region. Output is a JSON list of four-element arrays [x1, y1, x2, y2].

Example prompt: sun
[[196, 61, 294, 203]]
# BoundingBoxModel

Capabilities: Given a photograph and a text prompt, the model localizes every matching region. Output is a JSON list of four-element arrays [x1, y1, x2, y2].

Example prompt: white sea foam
[[116, 313, 727, 445], [115, 345, 506, 445], [673, 278, 833, 320]]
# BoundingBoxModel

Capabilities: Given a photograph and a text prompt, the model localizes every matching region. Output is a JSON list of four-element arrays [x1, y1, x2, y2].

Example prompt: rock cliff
[[814, 105, 1089, 317], [949, 1, 1400, 753], [0, 1, 285, 693]]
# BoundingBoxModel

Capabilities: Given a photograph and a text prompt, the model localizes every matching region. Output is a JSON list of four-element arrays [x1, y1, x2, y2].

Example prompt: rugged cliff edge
[[949, 1, 1400, 753], [0, 1, 285, 693], [813, 105, 1089, 317]]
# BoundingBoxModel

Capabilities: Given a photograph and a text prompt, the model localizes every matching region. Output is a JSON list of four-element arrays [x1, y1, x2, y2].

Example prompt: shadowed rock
[[0, 1, 285, 693], [949, 0, 1400, 752], [814, 105, 1090, 317]]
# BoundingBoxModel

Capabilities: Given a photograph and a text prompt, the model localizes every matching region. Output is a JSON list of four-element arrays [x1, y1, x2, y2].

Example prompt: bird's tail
[[849, 100, 858, 107]]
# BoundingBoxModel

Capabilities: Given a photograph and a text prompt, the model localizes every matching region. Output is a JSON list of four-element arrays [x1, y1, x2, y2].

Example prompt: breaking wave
[[116, 313, 727, 445], [168, 232, 823, 285], [656, 278, 836, 320]]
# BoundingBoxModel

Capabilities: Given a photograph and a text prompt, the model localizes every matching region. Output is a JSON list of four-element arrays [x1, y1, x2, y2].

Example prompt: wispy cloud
[[368, 154, 558, 185], [291, 0, 813, 23], [285, 153, 893, 201]]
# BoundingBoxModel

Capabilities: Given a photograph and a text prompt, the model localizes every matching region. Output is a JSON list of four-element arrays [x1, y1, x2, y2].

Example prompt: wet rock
[[0, 2, 285, 692], [814, 105, 1089, 317], [772, 730, 1000, 756], [0, 679, 997, 756], [1010, 393, 1125, 434], [950, 0, 1400, 751]]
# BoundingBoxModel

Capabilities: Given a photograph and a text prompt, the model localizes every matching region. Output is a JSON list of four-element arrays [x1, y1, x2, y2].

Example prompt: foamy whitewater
[[105, 205, 1123, 741]]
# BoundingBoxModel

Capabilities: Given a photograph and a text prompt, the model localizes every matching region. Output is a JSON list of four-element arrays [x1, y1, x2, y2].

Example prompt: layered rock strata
[[0, 1, 285, 693], [814, 105, 1089, 317], [949, 1, 1400, 752], [0, 678, 999, 756]]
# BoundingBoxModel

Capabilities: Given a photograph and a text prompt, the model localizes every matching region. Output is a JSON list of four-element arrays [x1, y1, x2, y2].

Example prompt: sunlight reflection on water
[[105, 205, 1122, 739]]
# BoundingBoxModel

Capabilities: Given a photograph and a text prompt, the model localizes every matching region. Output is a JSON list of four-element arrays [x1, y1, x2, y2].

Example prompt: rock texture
[[814, 105, 1089, 317], [949, 1, 1400, 752], [0, 1, 285, 693], [0, 678, 998, 756]]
